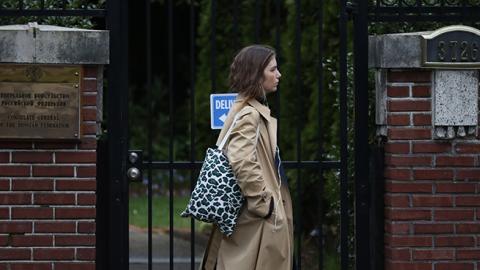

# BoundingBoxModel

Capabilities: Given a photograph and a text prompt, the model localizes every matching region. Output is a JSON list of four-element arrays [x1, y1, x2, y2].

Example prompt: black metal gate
[[103, 2, 480, 270], [2, 1, 480, 270], [121, 1, 363, 270]]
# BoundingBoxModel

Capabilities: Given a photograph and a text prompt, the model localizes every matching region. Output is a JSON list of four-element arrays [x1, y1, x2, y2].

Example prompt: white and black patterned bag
[[181, 112, 259, 236]]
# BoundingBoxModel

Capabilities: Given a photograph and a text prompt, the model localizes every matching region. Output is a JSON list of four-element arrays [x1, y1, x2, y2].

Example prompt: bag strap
[[218, 111, 261, 151]]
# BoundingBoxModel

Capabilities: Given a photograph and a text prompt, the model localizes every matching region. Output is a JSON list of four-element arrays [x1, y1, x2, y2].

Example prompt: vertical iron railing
[[145, 0, 153, 270], [106, 1, 129, 270], [274, 0, 281, 134], [210, 0, 217, 93], [168, 0, 175, 269], [189, 2, 197, 270], [233, 0, 239, 48], [339, 1, 350, 270], [353, 1, 371, 270], [316, 1, 325, 269], [294, 0, 302, 268], [254, 0, 260, 43]]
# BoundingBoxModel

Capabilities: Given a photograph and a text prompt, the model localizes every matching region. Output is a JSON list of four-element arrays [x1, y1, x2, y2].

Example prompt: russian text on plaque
[[0, 65, 81, 140]]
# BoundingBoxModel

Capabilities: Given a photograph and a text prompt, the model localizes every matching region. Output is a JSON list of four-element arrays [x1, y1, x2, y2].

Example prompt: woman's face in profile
[[262, 57, 281, 94]]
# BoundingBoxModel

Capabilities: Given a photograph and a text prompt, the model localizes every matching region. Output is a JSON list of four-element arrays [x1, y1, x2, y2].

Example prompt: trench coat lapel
[[215, 96, 277, 161], [247, 99, 277, 160]]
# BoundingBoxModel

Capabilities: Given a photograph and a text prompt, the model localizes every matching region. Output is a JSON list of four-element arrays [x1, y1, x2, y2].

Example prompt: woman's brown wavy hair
[[229, 45, 275, 103]]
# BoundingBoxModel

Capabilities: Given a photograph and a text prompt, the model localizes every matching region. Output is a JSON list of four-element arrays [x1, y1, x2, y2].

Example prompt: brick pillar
[[0, 65, 101, 270], [383, 69, 480, 270], [0, 23, 108, 270], [371, 26, 480, 270]]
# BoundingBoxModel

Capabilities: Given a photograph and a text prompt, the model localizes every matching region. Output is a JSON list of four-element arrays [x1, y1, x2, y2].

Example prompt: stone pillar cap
[[369, 25, 480, 69], [0, 22, 109, 64]]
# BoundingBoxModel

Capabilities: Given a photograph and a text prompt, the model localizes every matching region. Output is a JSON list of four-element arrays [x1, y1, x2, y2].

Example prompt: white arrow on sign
[[219, 113, 227, 123]]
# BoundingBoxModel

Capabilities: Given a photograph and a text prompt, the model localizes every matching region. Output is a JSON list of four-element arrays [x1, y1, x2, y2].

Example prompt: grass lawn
[[129, 195, 207, 231]]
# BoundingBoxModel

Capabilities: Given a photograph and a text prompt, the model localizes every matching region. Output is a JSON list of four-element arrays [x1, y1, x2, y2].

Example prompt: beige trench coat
[[200, 97, 294, 270]]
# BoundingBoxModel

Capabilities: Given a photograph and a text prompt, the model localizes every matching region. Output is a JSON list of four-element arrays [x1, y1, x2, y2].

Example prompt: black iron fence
[[132, 1, 356, 270], [2, 1, 480, 270], [369, 0, 480, 21]]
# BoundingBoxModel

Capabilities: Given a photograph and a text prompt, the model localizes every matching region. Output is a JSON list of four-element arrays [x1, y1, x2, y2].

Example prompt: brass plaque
[[0, 65, 80, 140]]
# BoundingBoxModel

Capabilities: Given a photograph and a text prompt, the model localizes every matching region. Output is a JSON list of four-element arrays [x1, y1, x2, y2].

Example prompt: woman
[[200, 45, 294, 270]]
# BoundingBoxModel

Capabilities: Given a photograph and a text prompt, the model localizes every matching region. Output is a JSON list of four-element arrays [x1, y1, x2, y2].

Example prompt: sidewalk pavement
[[129, 226, 208, 270]]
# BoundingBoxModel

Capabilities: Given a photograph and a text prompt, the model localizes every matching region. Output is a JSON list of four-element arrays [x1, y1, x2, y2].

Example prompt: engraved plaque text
[[0, 65, 80, 140]]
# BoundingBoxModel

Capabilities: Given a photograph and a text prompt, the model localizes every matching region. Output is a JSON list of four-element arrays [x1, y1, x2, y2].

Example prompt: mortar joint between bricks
[[51, 149, 95, 153], [388, 112, 412, 115], [388, 97, 431, 101], [387, 82, 415, 87]]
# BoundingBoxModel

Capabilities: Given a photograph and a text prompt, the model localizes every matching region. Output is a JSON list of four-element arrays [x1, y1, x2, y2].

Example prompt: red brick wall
[[384, 70, 480, 270], [0, 66, 100, 270]]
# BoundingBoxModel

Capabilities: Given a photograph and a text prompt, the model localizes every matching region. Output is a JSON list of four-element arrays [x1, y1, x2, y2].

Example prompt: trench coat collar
[[244, 97, 277, 160], [233, 95, 272, 122], [217, 95, 278, 160], [245, 98, 272, 123]]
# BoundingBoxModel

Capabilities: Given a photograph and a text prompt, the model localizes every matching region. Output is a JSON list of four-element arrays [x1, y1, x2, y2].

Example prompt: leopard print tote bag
[[181, 112, 260, 236]]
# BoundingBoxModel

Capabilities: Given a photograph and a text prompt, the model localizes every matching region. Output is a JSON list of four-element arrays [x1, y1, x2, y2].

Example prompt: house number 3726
[[437, 41, 478, 61]]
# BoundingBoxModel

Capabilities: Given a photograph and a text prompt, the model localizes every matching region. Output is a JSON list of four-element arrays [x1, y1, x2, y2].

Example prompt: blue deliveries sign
[[210, 93, 238, 129]]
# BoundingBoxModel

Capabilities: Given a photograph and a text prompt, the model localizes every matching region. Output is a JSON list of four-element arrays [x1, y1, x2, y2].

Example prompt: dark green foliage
[[194, 0, 263, 156], [0, 0, 105, 28]]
